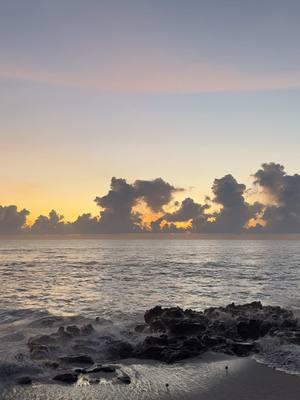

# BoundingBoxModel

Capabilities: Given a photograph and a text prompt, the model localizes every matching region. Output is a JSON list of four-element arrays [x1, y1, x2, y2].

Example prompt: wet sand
[[1, 353, 299, 400]]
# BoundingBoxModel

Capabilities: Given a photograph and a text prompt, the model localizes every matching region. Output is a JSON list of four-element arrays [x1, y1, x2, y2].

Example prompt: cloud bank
[[1, 162, 299, 234]]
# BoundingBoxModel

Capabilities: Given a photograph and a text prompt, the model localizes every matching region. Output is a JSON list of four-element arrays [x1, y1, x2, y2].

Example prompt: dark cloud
[[31, 210, 66, 234], [71, 213, 100, 234], [94, 176, 180, 233], [0, 205, 29, 234], [134, 178, 182, 212], [197, 174, 262, 233], [164, 197, 208, 222], [2, 164, 299, 235], [254, 163, 300, 232], [94, 177, 141, 233]]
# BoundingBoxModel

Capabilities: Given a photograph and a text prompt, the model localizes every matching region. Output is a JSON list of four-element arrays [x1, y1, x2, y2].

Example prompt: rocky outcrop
[[25, 302, 299, 373], [135, 302, 299, 362]]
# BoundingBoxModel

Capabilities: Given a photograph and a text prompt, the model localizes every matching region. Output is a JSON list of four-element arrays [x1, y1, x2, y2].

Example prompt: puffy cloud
[[194, 175, 262, 233], [164, 197, 208, 222], [95, 177, 141, 233], [134, 178, 182, 212], [95, 176, 180, 233], [71, 213, 99, 234], [31, 210, 66, 234], [254, 163, 300, 232], [0, 205, 29, 234]]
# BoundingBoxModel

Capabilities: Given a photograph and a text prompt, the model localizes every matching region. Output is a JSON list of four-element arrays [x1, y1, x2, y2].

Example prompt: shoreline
[[1, 353, 299, 400]]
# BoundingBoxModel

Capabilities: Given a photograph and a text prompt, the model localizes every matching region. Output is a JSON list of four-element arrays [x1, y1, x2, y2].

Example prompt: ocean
[[0, 239, 300, 398]]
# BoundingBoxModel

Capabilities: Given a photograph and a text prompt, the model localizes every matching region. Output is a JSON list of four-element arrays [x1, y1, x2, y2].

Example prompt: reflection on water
[[0, 239, 299, 319], [0, 239, 300, 396]]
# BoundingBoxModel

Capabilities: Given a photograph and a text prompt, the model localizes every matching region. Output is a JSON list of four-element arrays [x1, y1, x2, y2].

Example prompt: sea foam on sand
[[1, 353, 300, 400]]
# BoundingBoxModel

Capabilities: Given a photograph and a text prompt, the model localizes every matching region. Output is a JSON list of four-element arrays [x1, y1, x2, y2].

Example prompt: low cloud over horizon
[[1, 162, 300, 235]]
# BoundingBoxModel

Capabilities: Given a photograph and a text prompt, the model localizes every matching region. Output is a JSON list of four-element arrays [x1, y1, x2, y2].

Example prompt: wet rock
[[58, 354, 94, 365], [87, 365, 116, 373], [108, 340, 133, 359], [144, 306, 163, 325], [44, 360, 59, 369], [28, 335, 55, 350], [17, 376, 32, 385], [134, 324, 148, 333], [201, 334, 226, 348], [53, 372, 78, 384], [237, 319, 262, 340], [227, 341, 257, 357], [66, 325, 81, 336], [74, 367, 88, 374], [80, 324, 94, 335], [117, 373, 131, 384], [137, 302, 300, 363]]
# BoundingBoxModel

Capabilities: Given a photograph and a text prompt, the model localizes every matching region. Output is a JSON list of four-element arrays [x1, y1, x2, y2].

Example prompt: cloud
[[94, 177, 141, 233], [164, 197, 208, 222], [134, 178, 182, 212], [71, 213, 99, 234], [0, 205, 29, 234], [193, 175, 262, 233], [31, 210, 66, 234], [1, 163, 300, 235], [2, 63, 300, 93], [94, 177, 180, 233], [254, 163, 300, 232]]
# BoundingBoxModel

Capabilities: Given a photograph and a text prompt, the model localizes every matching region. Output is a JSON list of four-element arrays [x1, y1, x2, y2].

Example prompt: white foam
[[254, 336, 300, 375]]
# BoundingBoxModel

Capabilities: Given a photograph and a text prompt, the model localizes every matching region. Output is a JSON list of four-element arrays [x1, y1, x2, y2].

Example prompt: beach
[[1, 353, 300, 399]]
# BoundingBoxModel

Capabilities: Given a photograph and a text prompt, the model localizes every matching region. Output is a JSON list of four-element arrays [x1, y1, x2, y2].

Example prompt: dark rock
[[108, 340, 133, 359], [201, 334, 226, 348], [237, 319, 262, 340], [228, 341, 257, 357], [117, 373, 131, 384], [144, 306, 163, 325], [135, 324, 148, 333], [17, 376, 32, 385], [138, 302, 299, 363], [74, 367, 88, 374], [87, 365, 116, 373], [66, 325, 81, 336], [80, 324, 94, 335], [58, 354, 94, 365], [44, 361, 59, 369], [53, 372, 78, 384]]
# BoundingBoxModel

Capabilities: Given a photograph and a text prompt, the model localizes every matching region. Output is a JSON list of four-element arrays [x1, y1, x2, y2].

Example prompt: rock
[[117, 373, 131, 384], [227, 341, 257, 357], [135, 324, 148, 333], [66, 325, 81, 336], [237, 319, 262, 340], [87, 365, 116, 373], [80, 324, 94, 335], [201, 334, 226, 348], [74, 367, 88, 374], [108, 340, 133, 359], [53, 372, 78, 384], [17, 376, 32, 385], [30, 346, 49, 360], [137, 302, 300, 363], [28, 335, 55, 350], [58, 354, 94, 365], [144, 306, 163, 325], [44, 361, 59, 369]]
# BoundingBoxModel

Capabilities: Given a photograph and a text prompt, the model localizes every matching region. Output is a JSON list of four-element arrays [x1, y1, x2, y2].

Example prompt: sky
[[1, 0, 300, 224]]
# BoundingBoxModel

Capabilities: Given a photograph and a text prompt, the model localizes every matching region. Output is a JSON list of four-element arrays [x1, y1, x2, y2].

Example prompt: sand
[[1, 353, 299, 400]]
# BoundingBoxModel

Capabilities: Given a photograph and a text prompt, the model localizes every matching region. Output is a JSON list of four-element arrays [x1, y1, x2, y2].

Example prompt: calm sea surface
[[0, 239, 299, 321]]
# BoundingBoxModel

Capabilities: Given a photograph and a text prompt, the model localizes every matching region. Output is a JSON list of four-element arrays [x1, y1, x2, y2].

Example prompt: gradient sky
[[1, 0, 300, 222]]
